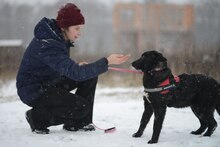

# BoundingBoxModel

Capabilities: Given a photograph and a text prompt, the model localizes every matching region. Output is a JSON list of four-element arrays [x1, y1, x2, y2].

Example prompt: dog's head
[[132, 51, 167, 73]]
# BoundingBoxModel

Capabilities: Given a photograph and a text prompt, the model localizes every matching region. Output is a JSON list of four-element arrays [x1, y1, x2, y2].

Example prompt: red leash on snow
[[108, 67, 143, 74], [92, 123, 116, 133]]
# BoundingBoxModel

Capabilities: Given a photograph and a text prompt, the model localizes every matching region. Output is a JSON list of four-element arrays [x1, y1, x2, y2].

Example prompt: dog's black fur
[[132, 51, 220, 144]]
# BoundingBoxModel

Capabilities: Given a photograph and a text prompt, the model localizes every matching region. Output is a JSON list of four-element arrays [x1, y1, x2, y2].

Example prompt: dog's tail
[[216, 104, 220, 116], [217, 83, 220, 115]]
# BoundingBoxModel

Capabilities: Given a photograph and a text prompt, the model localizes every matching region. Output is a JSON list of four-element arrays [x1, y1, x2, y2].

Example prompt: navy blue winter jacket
[[16, 17, 108, 106]]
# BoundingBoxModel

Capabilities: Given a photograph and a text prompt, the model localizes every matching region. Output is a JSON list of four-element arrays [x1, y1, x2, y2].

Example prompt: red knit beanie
[[56, 3, 85, 28]]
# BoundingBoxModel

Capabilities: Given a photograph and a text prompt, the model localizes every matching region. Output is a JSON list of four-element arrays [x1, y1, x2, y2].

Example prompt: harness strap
[[144, 76, 180, 94], [144, 84, 176, 93]]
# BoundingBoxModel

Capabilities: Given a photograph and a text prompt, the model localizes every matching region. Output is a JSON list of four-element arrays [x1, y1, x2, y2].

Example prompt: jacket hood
[[34, 17, 63, 41]]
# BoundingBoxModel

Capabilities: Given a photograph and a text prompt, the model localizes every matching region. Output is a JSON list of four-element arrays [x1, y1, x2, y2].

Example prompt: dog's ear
[[150, 51, 167, 62], [155, 52, 167, 62]]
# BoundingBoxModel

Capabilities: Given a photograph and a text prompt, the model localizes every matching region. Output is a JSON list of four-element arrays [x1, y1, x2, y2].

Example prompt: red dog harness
[[144, 76, 180, 95], [159, 76, 180, 94]]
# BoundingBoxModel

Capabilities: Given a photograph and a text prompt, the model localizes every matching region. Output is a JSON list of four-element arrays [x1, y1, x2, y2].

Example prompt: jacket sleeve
[[35, 39, 108, 81]]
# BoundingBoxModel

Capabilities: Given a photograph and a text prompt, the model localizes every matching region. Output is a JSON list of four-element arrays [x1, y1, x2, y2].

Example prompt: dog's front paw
[[132, 132, 143, 137], [148, 139, 158, 144]]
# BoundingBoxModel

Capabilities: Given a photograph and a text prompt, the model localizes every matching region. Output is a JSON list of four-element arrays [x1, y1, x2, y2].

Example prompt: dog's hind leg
[[191, 119, 207, 135], [132, 102, 153, 138], [202, 110, 217, 136], [193, 106, 217, 136], [190, 106, 207, 135]]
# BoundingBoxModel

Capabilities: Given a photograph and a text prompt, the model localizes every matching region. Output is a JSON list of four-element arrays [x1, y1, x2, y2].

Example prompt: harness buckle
[[143, 91, 151, 103]]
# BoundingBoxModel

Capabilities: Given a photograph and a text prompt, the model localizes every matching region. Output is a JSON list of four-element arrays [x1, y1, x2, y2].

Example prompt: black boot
[[63, 124, 79, 131], [25, 110, 49, 134], [63, 123, 95, 132], [81, 124, 95, 131]]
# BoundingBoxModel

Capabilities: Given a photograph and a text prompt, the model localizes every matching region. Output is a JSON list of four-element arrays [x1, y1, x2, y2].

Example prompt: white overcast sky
[[0, 0, 192, 6]]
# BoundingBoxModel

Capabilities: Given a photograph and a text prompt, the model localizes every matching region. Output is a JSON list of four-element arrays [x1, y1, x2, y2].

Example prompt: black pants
[[29, 77, 98, 129]]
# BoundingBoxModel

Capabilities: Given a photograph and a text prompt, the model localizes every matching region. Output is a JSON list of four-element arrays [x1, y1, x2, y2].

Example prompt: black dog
[[132, 50, 220, 144]]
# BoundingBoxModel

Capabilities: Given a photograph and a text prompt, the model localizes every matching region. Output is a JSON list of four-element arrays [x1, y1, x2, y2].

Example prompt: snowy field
[[0, 81, 220, 147]]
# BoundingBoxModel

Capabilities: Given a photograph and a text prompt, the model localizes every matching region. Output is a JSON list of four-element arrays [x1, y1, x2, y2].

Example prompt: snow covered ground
[[0, 81, 220, 147]]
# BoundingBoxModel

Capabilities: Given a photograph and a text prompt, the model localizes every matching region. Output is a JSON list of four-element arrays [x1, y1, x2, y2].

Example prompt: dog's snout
[[131, 61, 137, 68]]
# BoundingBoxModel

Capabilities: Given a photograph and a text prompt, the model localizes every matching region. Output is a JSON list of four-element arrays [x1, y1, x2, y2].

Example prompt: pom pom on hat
[[56, 3, 85, 28]]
